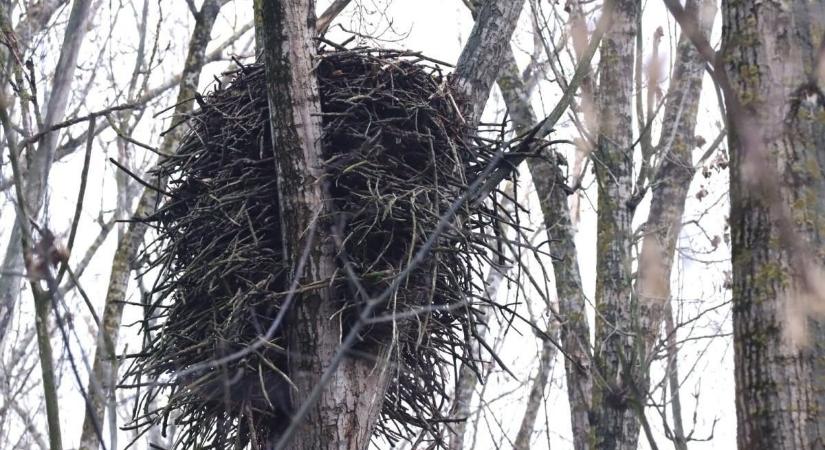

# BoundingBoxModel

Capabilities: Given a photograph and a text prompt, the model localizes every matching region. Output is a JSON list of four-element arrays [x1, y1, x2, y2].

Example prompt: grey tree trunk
[[253, 0, 526, 447], [590, 0, 639, 449], [722, 0, 825, 448], [629, 1, 716, 447], [256, 1, 391, 448], [448, 7, 576, 444], [452, 0, 526, 125], [76, 3, 223, 449], [636, 0, 716, 358]]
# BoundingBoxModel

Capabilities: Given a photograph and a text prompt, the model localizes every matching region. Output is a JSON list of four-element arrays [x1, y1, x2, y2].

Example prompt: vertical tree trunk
[[496, 47, 594, 450], [76, 3, 223, 449], [629, 2, 716, 448], [0, 2, 94, 449], [255, 1, 390, 449], [590, 1, 639, 449], [636, 0, 716, 358], [723, 1, 825, 448], [446, 13, 539, 449]]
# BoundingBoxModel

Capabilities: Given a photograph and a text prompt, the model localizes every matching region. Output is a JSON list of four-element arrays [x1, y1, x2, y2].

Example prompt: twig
[[57, 118, 95, 284], [18, 103, 143, 149]]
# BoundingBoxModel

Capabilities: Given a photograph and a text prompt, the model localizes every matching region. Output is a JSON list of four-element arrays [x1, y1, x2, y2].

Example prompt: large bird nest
[[122, 47, 528, 449]]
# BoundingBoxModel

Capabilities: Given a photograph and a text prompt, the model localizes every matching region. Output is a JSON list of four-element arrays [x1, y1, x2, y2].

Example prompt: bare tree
[[0, 0, 95, 351], [588, 1, 640, 449], [662, 0, 825, 447], [4, 0, 803, 448], [77, 2, 224, 449], [636, 0, 716, 363], [0, 2, 256, 450], [256, 1, 390, 448], [448, 1, 724, 448]]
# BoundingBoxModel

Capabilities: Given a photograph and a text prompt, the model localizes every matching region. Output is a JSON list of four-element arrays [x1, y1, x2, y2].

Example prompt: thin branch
[[56, 118, 95, 284], [18, 103, 143, 149]]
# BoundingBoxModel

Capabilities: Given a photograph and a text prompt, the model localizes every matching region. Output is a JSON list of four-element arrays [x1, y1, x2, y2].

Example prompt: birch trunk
[[590, 1, 639, 449], [76, 3, 223, 449], [722, 0, 825, 448]]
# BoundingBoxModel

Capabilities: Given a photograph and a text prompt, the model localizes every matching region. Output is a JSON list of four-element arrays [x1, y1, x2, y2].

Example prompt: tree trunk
[[255, 1, 390, 448], [496, 47, 594, 450], [255, 0, 527, 447], [452, 0, 526, 125], [636, 0, 716, 358], [723, 0, 825, 448], [76, 3, 223, 449], [629, 2, 716, 448], [590, 0, 639, 449]]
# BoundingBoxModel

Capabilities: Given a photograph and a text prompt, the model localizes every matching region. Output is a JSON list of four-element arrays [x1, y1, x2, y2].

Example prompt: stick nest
[[123, 48, 516, 449]]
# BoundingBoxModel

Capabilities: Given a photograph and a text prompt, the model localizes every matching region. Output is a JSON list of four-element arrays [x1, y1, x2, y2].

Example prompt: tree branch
[[452, 0, 527, 125]]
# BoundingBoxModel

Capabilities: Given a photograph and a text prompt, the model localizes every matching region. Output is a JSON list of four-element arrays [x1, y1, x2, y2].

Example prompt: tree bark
[[254, 0, 529, 447], [589, 1, 639, 449], [636, 0, 716, 358], [316, 0, 350, 35], [256, 1, 391, 449], [452, 0, 526, 125], [448, 4, 599, 445], [628, 2, 716, 448], [722, 0, 825, 448], [76, 3, 223, 449]]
